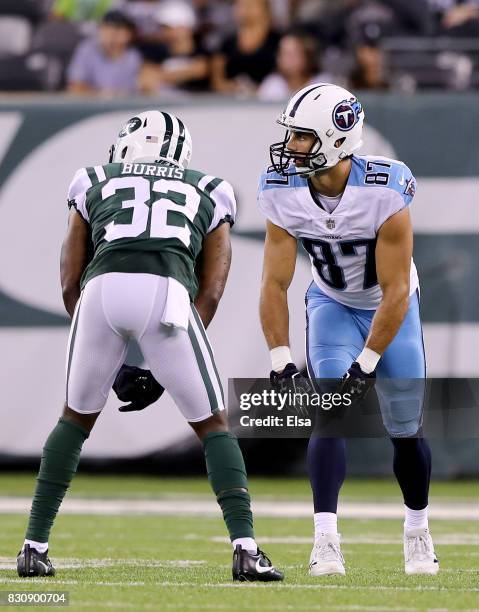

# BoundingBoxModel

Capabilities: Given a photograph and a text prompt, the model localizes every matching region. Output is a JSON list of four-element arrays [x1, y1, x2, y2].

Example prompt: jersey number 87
[[302, 237, 377, 291]]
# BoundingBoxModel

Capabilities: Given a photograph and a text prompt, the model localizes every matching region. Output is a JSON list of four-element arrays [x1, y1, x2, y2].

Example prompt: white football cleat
[[309, 532, 345, 576], [404, 527, 439, 575]]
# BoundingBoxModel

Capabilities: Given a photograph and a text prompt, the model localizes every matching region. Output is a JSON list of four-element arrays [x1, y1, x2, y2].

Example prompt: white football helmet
[[109, 110, 192, 168], [270, 83, 365, 177]]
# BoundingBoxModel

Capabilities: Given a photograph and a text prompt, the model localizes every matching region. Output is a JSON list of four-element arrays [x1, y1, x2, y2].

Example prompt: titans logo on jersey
[[258, 155, 419, 309]]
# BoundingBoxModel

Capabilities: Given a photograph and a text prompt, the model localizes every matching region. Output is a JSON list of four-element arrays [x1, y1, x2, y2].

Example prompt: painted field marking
[[1, 498, 479, 520]]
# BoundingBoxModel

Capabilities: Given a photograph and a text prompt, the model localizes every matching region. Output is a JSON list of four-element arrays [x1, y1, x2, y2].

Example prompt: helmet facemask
[[269, 127, 327, 178]]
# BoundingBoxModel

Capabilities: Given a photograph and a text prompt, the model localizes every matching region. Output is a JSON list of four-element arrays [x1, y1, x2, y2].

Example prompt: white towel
[[160, 276, 190, 331]]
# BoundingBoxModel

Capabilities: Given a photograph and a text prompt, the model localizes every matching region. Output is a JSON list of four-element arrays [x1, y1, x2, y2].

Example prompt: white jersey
[[258, 154, 419, 309]]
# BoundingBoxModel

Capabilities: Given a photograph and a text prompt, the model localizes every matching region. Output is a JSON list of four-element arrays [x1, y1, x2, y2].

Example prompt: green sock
[[203, 431, 254, 541], [25, 417, 89, 543]]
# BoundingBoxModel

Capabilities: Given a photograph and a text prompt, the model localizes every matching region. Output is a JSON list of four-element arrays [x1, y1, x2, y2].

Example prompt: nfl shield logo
[[326, 219, 335, 230]]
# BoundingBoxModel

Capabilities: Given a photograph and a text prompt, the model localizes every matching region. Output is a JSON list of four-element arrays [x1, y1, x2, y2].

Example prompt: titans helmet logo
[[332, 99, 362, 132]]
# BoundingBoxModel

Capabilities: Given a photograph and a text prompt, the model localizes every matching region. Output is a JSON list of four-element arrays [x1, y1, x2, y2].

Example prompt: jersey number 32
[[102, 176, 200, 248]]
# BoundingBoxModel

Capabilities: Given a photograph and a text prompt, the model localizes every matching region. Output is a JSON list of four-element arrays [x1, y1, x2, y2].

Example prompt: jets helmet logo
[[119, 117, 142, 138], [332, 99, 362, 132]]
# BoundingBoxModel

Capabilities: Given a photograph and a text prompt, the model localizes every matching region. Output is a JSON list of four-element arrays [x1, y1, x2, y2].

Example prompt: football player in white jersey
[[259, 84, 439, 576]]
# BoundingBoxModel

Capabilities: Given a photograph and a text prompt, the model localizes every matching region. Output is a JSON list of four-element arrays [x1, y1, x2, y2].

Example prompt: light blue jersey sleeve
[[385, 159, 417, 207], [351, 155, 417, 230], [351, 155, 416, 204]]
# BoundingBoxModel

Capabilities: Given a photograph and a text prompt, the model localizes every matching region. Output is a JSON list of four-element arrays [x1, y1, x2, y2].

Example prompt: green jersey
[[67, 161, 236, 298]]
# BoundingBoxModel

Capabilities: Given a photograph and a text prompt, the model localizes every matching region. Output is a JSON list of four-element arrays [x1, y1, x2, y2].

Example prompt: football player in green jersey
[[17, 110, 283, 583]]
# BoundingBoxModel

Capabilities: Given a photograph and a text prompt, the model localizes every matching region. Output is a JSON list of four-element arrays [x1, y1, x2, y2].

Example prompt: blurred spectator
[[192, 0, 234, 52], [349, 42, 390, 89], [52, 0, 114, 22], [138, 1, 210, 94], [376, 0, 432, 35], [257, 32, 331, 101], [211, 0, 280, 95], [439, 1, 479, 36], [116, 0, 162, 38], [67, 10, 142, 96], [298, 0, 431, 49]]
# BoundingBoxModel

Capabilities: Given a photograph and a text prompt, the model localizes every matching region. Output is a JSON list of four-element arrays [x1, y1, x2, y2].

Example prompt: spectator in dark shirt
[[67, 10, 142, 96], [138, 1, 210, 95], [211, 0, 279, 95]]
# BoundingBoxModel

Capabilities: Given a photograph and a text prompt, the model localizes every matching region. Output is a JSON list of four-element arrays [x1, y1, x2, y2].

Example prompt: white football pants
[[65, 273, 224, 421]]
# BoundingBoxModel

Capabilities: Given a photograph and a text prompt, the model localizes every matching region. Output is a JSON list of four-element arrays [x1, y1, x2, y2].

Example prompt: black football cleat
[[232, 545, 284, 582], [17, 544, 55, 577]]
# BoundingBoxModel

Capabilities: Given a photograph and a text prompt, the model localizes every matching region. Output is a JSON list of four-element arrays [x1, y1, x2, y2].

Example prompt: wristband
[[356, 347, 381, 374], [270, 346, 292, 373]]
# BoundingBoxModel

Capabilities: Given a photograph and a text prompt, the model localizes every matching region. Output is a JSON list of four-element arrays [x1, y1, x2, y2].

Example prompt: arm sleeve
[[207, 180, 237, 232], [67, 167, 92, 222]]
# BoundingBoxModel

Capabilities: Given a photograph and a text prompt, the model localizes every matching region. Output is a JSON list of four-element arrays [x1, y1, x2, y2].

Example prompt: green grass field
[[0, 474, 478, 611]]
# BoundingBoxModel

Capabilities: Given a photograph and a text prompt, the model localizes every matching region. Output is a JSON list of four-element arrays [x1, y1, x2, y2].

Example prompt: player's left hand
[[113, 365, 164, 412], [270, 363, 313, 417], [337, 362, 376, 406]]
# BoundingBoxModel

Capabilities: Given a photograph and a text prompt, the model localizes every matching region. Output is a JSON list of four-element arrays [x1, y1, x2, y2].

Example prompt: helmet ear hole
[[108, 145, 115, 163], [334, 137, 346, 148], [121, 146, 128, 159], [143, 117, 148, 127]]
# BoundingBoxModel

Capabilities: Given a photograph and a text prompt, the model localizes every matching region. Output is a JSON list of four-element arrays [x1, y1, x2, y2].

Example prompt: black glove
[[270, 363, 313, 416], [337, 361, 376, 406], [113, 364, 164, 412]]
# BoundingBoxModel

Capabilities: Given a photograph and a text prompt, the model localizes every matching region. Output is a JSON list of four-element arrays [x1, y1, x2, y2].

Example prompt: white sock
[[314, 512, 338, 539], [404, 505, 429, 532], [23, 539, 48, 553], [232, 537, 257, 554]]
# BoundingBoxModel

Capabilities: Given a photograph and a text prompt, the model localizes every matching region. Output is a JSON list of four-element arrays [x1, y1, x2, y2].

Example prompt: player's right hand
[[270, 363, 313, 417], [270, 363, 313, 395], [113, 364, 164, 412]]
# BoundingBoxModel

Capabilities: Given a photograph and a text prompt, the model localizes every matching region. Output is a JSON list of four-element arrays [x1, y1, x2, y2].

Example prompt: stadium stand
[[0, 0, 478, 94]]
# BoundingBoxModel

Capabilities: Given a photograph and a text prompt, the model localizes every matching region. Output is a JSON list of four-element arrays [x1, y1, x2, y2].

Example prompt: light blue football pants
[[305, 282, 426, 437]]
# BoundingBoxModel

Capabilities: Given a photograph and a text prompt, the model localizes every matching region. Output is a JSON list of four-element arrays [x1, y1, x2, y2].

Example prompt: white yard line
[[0, 578, 478, 593], [0, 558, 205, 570], [210, 535, 479, 545], [1, 498, 478, 520]]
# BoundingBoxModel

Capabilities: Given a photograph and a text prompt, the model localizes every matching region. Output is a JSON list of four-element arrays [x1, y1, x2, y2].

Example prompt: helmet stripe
[[160, 112, 174, 158], [173, 116, 186, 163], [289, 84, 327, 118]]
